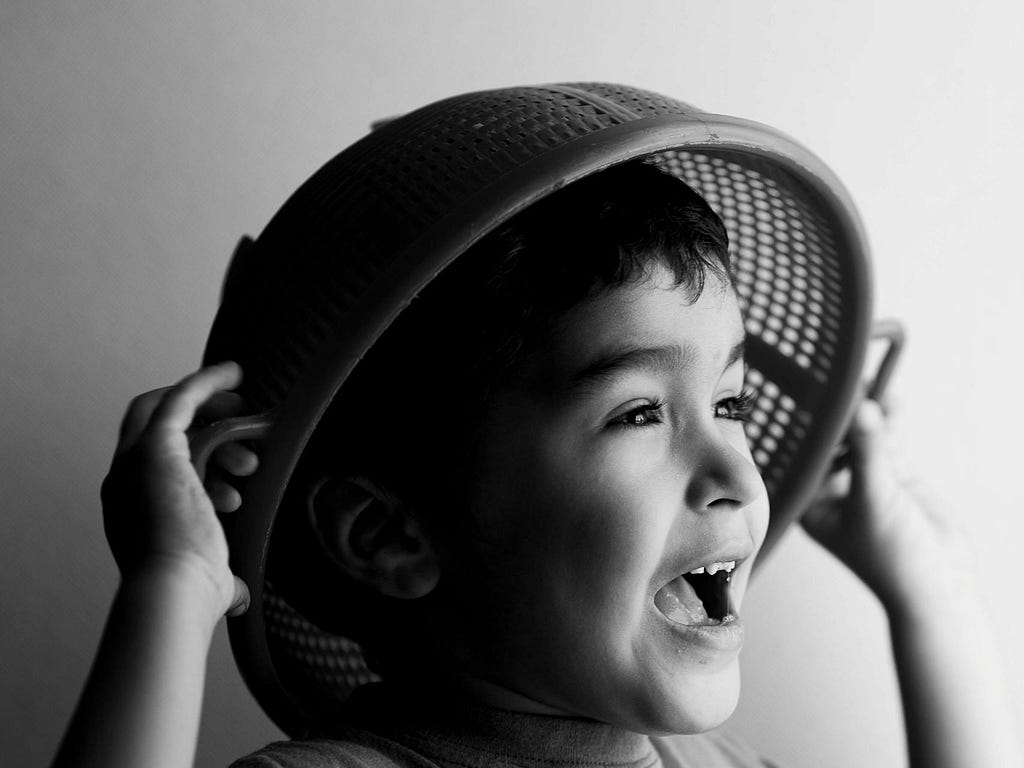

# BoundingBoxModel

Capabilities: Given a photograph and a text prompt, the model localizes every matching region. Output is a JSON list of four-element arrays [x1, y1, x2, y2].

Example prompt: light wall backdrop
[[2, 3, 1021, 766]]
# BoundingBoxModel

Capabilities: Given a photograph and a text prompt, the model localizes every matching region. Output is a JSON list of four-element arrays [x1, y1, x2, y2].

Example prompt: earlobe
[[308, 476, 440, 599]]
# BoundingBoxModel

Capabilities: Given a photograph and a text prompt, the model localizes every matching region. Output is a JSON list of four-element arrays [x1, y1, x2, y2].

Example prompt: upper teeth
[[689, 560, 736, 575]]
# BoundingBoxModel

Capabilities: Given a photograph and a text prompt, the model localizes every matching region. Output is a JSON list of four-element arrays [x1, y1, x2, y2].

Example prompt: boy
[[53, 140, 1018, 767]]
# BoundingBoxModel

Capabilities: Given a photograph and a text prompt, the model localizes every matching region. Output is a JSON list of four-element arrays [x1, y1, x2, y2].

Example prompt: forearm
[[888, 582, 1022, 768], [52, 564, 221, 768]]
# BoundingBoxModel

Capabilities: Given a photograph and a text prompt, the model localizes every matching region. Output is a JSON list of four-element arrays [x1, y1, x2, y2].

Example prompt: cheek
[[528, 435, 680, 602], [747, 500, 770, 598], [475, 429, 676, 602]]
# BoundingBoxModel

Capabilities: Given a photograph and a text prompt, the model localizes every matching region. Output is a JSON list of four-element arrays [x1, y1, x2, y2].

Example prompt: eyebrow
[[566, 338, 746, 393]]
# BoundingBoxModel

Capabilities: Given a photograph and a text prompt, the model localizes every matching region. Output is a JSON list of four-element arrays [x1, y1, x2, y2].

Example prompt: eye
[[714, 387, 757, 422], [610, 401, 665, 429]]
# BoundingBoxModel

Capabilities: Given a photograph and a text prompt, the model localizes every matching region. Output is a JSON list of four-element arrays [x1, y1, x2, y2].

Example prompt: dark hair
[[296, 160, 731, 662], [330, 160, 728, 495]]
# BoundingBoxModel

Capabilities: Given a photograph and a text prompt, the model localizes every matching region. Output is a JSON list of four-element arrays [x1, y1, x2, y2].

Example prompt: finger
[[149, 362, 243, 438], [848, 398, 887, 448], [192, 391, 249, 428], [800, 497, 842, 542], [205, 479, 242, 513], [877, 390, 901, 420], [226, 576, 250, 617], [210, 441, 259, 477], [115, 387, 172, 454], [818, 466, 852, 501], [845, 399, 893, 501]]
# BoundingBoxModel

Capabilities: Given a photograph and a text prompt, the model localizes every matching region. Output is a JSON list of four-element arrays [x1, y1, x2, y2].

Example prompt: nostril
[[684, 439, 765, 512], [705, 496, 743, 510]]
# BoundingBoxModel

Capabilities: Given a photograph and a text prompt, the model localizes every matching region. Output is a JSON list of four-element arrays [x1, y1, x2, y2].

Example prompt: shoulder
[[652, 728, 775, 768], [228, 732, 438, 768]]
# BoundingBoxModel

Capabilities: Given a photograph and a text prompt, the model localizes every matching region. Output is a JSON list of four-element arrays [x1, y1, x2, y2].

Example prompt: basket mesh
[[208, 86, 693, 413], [265, 590, 379, 711]]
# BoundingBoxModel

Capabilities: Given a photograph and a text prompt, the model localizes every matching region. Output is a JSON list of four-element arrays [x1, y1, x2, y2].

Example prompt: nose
[[681, 425, 765, 513]]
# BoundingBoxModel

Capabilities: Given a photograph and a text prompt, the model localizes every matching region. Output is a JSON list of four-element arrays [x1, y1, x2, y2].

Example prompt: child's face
[[436, 264, 769, 734]]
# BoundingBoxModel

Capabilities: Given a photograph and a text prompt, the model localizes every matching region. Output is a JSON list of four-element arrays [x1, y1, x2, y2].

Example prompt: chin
[[632, 660, 742, 736]]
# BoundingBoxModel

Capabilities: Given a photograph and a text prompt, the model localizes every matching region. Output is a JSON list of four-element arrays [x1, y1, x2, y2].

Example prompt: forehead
[[531, 269, 745, 386]]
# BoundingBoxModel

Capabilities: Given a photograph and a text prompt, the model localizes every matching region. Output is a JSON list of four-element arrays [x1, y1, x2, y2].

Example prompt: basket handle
[[864, 318, 905, 402], [189, 410, 275, 482], [830, 319, 906, 471]]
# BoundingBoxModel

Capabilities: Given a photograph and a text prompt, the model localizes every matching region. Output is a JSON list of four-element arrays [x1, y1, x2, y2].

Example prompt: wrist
[[881, 568, 985, 633], [118, 557, 229, 635]]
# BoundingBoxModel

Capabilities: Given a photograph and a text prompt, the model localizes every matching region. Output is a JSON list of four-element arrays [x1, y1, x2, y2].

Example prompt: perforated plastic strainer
[[192, 82, 872, 736]]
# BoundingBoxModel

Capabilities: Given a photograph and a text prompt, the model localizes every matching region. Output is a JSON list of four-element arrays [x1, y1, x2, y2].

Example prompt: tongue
[[655, 575, 710, 625]]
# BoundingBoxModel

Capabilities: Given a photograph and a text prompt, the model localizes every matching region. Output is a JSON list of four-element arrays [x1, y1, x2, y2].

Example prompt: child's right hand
[[100, 361, 256, 620]]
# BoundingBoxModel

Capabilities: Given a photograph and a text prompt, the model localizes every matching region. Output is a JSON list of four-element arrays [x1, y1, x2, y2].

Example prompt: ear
[[308, 476, 440, 599]]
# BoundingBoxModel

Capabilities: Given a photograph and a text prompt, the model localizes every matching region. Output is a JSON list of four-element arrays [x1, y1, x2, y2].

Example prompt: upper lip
[[666, 539, 755, 583]]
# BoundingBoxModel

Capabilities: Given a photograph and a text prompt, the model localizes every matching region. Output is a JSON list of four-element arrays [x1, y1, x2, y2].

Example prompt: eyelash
[[612, 400, 667, 429], [715, 387, 757, 422], [611, 387, 758, 429]]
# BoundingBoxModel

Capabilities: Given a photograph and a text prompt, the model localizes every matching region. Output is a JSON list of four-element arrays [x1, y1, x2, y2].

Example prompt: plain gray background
[[3, 2, 1022, 766]]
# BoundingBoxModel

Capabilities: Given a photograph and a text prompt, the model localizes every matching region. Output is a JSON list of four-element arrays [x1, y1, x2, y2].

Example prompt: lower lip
[[658, 611, 745, 654]]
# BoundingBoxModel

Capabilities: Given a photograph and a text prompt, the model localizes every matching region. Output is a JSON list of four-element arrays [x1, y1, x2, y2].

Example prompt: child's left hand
[[801, 399, 975, 616], [801, 401, 1024, 768]]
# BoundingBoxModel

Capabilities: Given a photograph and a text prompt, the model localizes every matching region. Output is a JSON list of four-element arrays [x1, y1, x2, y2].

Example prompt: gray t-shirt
[[231, 684, 771, 768]]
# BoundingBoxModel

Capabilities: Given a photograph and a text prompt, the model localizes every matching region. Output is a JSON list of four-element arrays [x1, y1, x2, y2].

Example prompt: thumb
[[226, 576, 250, 617]]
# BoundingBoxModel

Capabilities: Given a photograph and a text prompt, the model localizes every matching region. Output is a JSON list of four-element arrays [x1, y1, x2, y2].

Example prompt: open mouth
[[655, 560, 737, 626]]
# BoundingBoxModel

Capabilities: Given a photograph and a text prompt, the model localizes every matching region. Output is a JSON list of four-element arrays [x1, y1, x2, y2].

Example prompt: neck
[[335, 680, 654, 766], [431, 671, 578, 717]]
